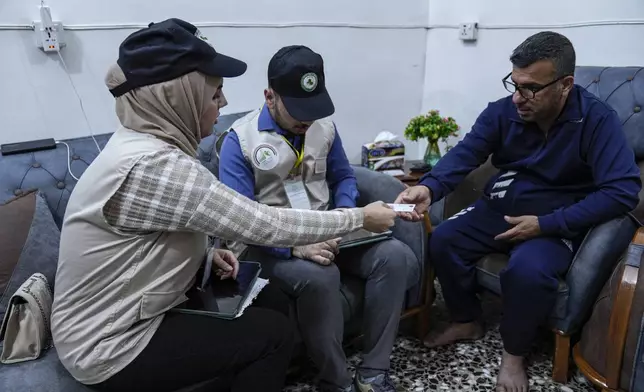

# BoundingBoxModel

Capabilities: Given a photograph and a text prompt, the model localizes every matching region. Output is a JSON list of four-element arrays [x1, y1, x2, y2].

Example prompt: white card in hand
[[387, 203, 416, 212]]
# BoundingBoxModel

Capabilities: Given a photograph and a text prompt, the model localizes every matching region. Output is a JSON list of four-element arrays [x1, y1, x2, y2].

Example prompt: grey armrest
[[555, 215, 638, 333]]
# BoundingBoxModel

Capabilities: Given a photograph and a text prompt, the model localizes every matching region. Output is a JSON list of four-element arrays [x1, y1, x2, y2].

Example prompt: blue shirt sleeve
[[327, 125, 359, 208], [419, 103, 500, 202], [218, 130, 293, 259], [538, 110, 641, 236]]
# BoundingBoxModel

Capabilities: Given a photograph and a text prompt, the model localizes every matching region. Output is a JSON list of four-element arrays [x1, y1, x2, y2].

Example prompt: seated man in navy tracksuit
[[396, 31, 641, 391]]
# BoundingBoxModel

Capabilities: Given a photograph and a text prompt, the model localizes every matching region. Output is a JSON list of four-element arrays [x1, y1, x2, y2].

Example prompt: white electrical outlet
[[34, 5, 65, 52], [459, 22, 478, 41], [34, 21, 65, 51]]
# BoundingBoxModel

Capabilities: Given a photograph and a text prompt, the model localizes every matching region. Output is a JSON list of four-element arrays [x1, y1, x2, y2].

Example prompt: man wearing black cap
[[219, 46, 417, 392]]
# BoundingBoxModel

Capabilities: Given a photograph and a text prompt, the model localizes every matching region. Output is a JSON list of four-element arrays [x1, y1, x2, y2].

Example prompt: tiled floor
[[283, 285, 597, 391]]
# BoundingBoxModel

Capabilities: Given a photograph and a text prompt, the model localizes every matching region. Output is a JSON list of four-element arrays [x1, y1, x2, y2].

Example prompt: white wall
[[0, 0, 428, 162], [422, 0, 644, 156], [4, 0, 643, 162]]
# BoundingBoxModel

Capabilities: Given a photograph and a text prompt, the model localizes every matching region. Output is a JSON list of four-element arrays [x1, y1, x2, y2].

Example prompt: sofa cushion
[[0, 192, 36, 298], [0, 190, 60, 322], [0, 347, 91, 392]]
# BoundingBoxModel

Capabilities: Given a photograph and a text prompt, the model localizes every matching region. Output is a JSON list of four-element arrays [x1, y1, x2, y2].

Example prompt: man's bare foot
[[496, 350, 529, 392], [423, 321, 484, 348]]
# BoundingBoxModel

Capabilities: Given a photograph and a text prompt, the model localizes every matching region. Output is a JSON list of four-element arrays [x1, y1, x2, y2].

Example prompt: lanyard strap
[[281, 135, 305, 173]]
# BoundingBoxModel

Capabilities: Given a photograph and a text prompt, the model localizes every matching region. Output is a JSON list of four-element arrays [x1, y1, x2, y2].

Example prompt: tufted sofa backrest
[[574, 66, 644, 160], [575, 66, 644, 222], [0, 112, 251, 227]]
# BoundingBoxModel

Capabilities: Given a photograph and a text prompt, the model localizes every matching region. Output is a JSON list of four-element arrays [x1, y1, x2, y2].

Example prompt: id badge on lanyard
[[282, 135, 311, 210]]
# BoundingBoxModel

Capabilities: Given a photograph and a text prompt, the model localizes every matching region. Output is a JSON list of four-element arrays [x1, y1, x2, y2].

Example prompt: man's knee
[[370, 239, 415, 284], [291, 258, 341, 293], [501, 239, 572, 294], [500, 257, 560, 293]]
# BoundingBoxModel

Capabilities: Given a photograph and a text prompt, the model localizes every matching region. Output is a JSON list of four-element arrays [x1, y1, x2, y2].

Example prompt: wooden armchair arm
[[423, 211, 433, 234], [421, 211, 435, 304], [632, 226, 644, 245], [399, 211, 436, 339], [605, 227, 643, 389]]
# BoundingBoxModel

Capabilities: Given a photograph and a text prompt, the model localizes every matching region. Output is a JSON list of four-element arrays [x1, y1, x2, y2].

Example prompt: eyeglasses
[[502, 72, 568, 100]]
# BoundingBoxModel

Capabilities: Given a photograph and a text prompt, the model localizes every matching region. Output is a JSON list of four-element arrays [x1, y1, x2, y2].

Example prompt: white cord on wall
[[55, 50, 102, 153], [1, 19, 644, 31], [53, 50, 101, 182], [56, 140, 80, 181]]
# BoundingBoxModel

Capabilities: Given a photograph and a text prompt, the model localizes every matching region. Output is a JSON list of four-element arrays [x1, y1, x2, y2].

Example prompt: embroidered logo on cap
[[301, 73, 318, 92], [253, 144, 279, 171], [194, 29, 213, 47]]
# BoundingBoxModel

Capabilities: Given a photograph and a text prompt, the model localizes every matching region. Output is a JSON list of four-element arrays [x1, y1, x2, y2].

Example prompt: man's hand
[[494, 215, 541, 242], [293, 238, 341, 266], [362, 202, 397, 233], [394, 185, 431, 222], [212, 249, 239, 280], [325, 238, 341, 254]]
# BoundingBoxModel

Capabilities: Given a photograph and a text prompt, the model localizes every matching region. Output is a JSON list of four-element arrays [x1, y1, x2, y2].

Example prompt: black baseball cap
[[109, 18, 247, 97], [268, 45, 335, 122]]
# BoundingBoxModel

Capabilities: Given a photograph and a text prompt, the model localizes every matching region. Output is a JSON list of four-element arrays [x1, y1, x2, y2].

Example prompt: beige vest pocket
[[313, 158, 327, 181], [139, 290, 188, 320]]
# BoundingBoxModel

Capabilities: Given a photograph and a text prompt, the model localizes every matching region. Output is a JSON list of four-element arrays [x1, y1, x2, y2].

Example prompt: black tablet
[[338, 229, 393, 249], [171, 261, 262, 320]]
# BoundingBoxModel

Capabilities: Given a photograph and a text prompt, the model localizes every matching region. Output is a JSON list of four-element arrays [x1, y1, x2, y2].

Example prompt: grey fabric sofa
[[0, 113, 428, 392]]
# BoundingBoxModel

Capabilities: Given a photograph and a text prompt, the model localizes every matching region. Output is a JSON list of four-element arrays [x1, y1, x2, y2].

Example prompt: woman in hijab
[[50, 19, 396, 392]]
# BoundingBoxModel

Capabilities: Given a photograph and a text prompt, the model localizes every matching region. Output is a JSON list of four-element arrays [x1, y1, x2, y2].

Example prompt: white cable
[[0, 24, 32, 30], [52, 39, 101, 182], [423, 19, 644, 29], [476, 19, 644, 29], [2, 19, 644, 31], [55, 141, 80, 181], [55, 50, 102, 153], [65, 21, 429, 30], [56, 19, 644, 30]]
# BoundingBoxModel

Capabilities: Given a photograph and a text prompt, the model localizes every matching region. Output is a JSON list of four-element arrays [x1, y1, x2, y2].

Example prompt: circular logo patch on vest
[[301, 73, 318, 92], [252, 144, 279, 171]]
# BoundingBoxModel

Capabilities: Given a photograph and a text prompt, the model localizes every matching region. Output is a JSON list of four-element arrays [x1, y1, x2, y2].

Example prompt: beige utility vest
[[226, 108, 335, 255], [50, 128, 207, 385]]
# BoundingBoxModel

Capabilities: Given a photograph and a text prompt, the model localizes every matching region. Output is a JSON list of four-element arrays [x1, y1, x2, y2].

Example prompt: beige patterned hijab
[[104, 63, 220, 157]]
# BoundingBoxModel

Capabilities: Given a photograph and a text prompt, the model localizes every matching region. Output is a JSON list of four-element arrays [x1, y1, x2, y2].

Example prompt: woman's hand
[[212, 249, 239, 280]]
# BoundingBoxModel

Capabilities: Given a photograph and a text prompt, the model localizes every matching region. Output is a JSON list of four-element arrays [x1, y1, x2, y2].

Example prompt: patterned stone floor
[[283, 286, 597, 391]]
